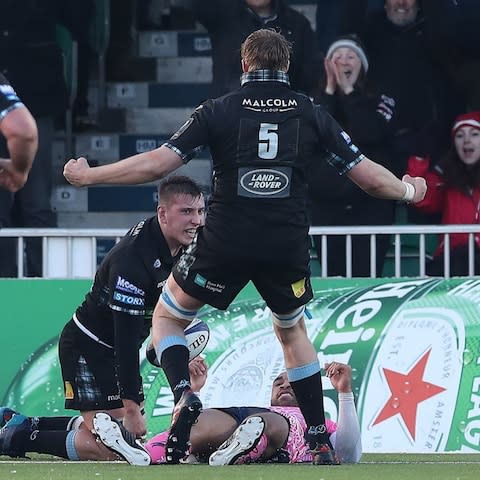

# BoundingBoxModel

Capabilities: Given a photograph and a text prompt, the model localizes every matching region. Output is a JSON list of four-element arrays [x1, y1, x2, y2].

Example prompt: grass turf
[[1, 454, 479, 480]]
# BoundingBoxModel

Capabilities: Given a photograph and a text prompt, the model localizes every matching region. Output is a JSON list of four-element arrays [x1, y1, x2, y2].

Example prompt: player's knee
[[261, 413, 289, 451], [271, 305, 305, 328], [74, 429, 119, 461]]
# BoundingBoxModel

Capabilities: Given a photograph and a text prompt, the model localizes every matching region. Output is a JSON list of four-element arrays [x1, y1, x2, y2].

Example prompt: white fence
[[0, 225, 479, 278], [0, 228, 124, 278]]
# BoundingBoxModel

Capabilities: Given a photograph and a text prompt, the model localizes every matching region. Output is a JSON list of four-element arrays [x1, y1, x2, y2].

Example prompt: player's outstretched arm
[[347, 156, 426, 204], [325, 362, 362, 463], [63, 145, 184, 187]]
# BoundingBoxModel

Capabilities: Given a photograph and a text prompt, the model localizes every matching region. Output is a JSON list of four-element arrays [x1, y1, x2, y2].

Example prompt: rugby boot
[[166, 388, 202, 464], [209, 415, 267, 465], [92, 412, 151, 466], [0, 414, 30, 458], [307, 438, 340, 465]]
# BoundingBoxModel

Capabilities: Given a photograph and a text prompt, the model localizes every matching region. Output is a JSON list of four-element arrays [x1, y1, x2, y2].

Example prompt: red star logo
[[372, 349, 446, 440]]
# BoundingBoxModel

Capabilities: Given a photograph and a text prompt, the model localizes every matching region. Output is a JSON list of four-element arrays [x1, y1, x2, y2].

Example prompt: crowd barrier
[[0, 224, 479, 278]]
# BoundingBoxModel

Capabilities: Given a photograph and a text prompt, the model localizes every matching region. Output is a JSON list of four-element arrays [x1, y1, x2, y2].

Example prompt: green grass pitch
[[1, 454, 479, 480]]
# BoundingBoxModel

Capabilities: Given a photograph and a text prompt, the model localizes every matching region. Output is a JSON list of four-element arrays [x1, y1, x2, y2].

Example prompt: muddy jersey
[[0, 73, 23, 121], [165, 70, 363, 249], [75, 216, 179, 348]]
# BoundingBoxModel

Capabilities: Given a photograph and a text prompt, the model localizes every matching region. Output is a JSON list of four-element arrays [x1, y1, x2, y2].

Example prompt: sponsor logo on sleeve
[[113, 291, 145, 306], [115, 276, 145, 296]]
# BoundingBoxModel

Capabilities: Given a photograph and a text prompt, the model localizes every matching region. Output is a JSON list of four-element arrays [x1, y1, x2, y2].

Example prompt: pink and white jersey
[[270, 406, 337, 463]]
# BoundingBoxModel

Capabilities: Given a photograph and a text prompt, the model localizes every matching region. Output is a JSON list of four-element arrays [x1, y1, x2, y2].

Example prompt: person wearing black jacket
[[421, 0, 480, 111], [181, 0, 323, 97], [309, 35, 396, 277]]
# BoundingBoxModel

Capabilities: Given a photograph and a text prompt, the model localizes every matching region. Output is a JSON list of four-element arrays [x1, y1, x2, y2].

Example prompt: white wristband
[[401, 181, 415, 202]]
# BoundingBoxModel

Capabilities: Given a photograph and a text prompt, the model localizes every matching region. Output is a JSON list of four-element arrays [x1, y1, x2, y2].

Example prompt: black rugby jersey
[[0, 73, 23, 121], [165, 71, 363, 242], [75, 216, 179, 348]]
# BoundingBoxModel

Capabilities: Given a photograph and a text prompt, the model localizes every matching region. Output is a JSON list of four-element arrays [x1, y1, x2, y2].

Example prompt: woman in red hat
[[407, 111, 480, 275]]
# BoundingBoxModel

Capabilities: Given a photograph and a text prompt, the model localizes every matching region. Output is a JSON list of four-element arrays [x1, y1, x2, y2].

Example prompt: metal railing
[[0, 225, 479, 279], [0, 228, 125, 279], [310, 225, 480, 278]]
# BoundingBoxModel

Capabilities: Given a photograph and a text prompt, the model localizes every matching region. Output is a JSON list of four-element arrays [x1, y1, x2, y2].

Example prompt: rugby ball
[[146, 318, 210, 367]]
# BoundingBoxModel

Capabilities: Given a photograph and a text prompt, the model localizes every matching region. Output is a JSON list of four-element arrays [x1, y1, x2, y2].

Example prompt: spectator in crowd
[[421, 0, 480, 112], [145, 359, 362, 465], [315, 0, 384, 55], [308, 35, 396, 276], [0, 74, 38, 193], [0, 176, 205, 465], [336, 0, 461, 176], [0, 0, 71, 277], [179, 0, 323, 97], [407, 111, 480, 276]]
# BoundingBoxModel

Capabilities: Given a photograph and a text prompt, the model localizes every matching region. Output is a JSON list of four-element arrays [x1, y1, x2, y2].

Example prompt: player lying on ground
[[145, 358, 362, 465]]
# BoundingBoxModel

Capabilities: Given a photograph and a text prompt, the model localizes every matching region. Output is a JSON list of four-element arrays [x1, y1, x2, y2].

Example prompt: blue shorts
[[214, 406, 270, 424]]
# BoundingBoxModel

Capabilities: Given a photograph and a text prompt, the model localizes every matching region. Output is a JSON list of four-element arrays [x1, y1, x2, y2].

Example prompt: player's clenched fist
[[63, 157, 91, 186]]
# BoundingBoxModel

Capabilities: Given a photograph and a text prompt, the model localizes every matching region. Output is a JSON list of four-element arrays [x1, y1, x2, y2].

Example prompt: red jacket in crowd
[[407, 155, 480, 257]]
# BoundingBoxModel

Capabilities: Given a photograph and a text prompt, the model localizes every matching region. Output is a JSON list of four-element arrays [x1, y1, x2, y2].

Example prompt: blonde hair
[[240, 29, 291, 71]]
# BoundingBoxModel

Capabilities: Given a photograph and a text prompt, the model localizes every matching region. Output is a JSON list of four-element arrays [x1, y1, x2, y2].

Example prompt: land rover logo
[[240, 169, 289, 196]]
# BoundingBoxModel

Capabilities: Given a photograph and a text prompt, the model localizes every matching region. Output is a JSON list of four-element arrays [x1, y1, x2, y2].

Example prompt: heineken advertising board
[[1, 278, 479, 453]]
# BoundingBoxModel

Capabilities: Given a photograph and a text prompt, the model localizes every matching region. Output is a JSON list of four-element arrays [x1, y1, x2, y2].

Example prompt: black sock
[[25, 430, 70, 458], [160, 344, 191, 403], [31, 416, 76, 431], [290, 372, 331, 445]]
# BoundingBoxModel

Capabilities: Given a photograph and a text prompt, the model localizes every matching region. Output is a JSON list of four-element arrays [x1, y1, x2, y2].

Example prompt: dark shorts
[[58, 319, 144, 412], [214, 406, 270, 425], [173, 226, 313, 313]]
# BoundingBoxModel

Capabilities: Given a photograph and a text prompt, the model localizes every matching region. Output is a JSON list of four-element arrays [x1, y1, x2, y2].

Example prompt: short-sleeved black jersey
[[165, 71, 363, 246], [75, 216, 179, 348], [0, 73, 23, 122]]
